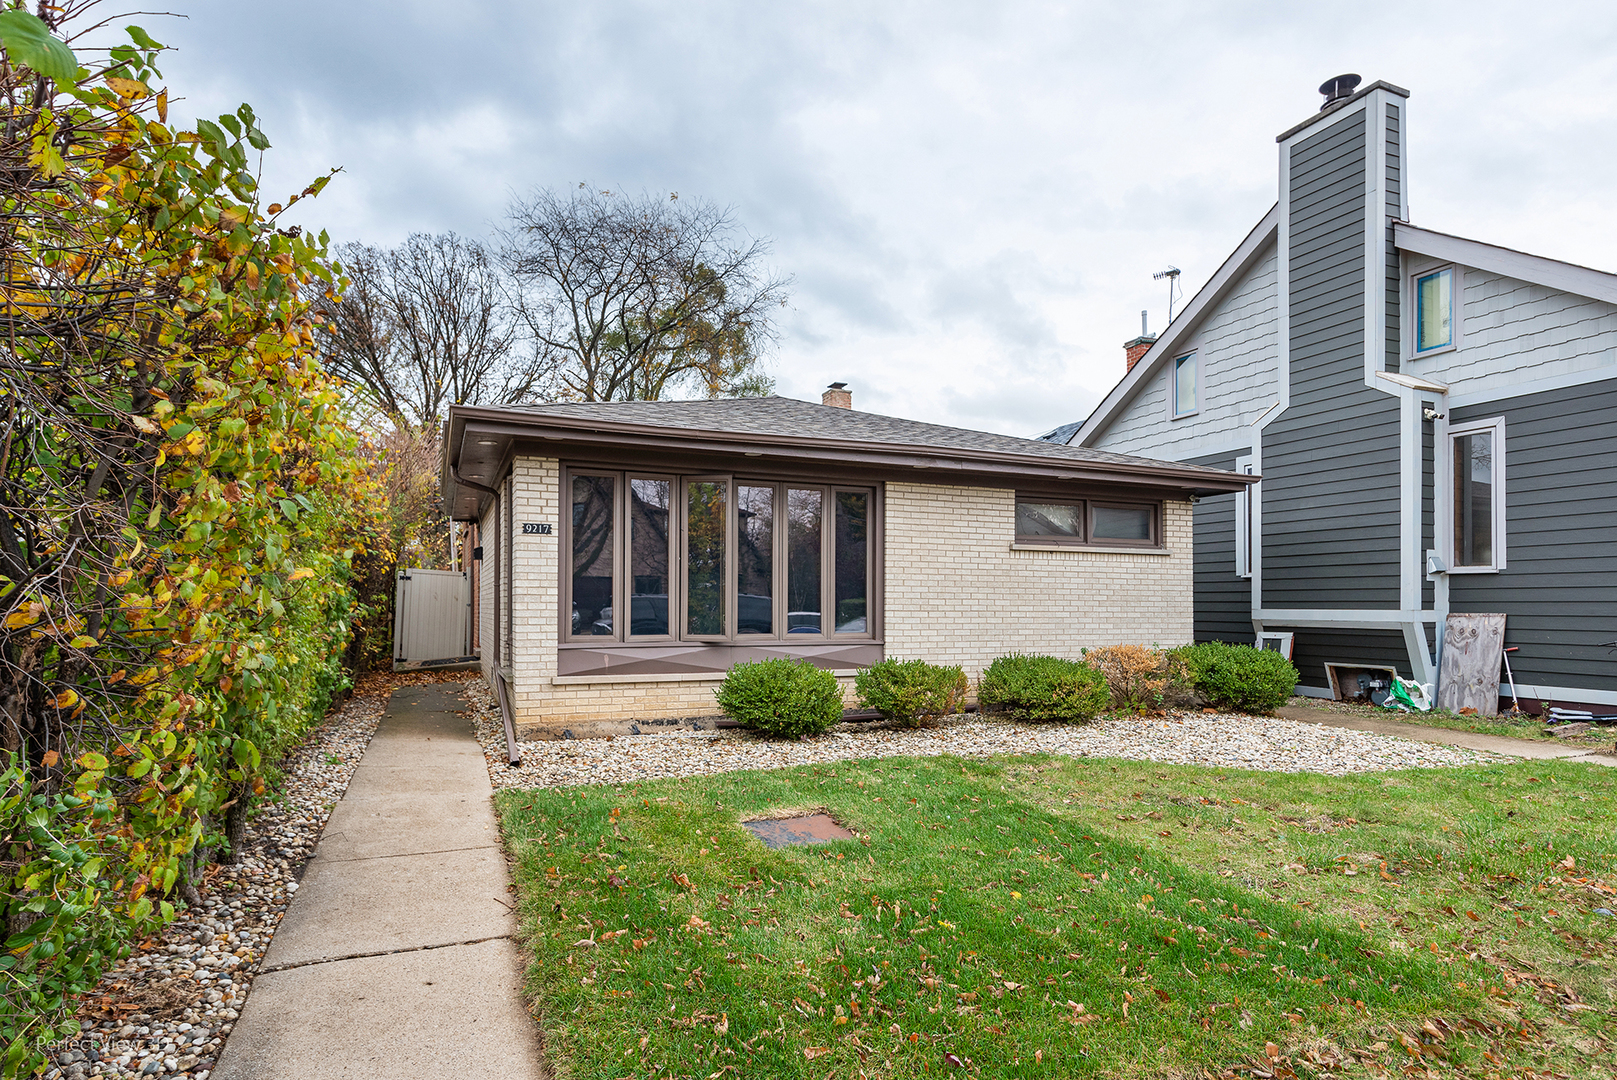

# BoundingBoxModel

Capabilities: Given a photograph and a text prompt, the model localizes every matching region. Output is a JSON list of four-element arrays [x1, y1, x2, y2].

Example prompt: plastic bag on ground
[[1381, 677, 1432, 712]]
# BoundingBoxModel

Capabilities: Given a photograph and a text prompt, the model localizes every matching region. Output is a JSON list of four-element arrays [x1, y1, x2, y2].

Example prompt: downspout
[[452, 464, 501, 502], [1426, 397, 1452, 689]]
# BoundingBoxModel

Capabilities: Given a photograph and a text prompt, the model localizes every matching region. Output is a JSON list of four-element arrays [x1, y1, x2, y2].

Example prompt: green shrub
[[977, 654, 1110, 723], [1177, 641, 1299, 714], [716, 658, 845, 738], [855, 659, 968, 728]]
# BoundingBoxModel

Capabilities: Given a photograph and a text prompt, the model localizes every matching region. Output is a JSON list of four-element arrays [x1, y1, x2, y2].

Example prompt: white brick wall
[[494, 460, 1194, 725], [884, 482, 1193, 676], [509, 456, 560, 718]]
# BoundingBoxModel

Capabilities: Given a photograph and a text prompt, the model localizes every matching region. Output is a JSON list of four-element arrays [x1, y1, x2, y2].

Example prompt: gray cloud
[[132, 0, 1617, 438]]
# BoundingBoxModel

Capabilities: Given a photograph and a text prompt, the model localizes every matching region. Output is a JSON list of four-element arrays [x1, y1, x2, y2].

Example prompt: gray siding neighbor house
[[1050, 76, 1617, 711]]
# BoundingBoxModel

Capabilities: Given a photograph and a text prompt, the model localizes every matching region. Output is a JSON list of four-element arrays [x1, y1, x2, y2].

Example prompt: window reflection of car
[[786, 611, 821, 634], [591, 605, 613, 635], [835, 615, 867, 634], [738, 593, 772, 635], [629, 594, 668, 635]]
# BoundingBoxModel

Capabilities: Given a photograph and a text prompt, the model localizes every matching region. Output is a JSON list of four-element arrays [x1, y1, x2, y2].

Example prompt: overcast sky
[[140, 1, 1617, 438]]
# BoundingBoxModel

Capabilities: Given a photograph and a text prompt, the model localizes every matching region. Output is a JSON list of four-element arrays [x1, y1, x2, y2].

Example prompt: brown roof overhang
[[441, 404, 1257, 521]]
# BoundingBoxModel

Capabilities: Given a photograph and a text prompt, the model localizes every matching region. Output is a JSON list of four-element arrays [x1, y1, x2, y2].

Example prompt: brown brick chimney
[[1124, 334, 1157, 373], [822, 382, 852, 409]]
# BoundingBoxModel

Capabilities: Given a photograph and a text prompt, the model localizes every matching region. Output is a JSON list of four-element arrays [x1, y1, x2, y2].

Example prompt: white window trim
[[1233, 455, 1255, 579], [1407, 262, 1462, 361], [1440, 415, 1506, 574], [1168, 351, 1200, 420]]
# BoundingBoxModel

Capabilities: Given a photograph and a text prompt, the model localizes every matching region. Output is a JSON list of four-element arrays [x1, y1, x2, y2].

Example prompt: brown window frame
[[561, 465, 879, 645], [627, 473, 676, 641], [1014, 495, 1162, 550]]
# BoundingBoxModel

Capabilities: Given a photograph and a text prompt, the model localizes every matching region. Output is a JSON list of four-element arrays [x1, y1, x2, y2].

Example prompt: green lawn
[[496, 754, 1617, 1079]]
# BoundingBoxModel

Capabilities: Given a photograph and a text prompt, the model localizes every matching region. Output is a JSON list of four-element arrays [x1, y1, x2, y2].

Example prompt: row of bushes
[[715, 642, 1299, 737]]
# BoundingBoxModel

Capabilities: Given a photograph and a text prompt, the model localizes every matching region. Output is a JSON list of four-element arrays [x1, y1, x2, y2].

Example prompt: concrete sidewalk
[[1279, 705, 1617, 767], [214, 685, 546, 1080]]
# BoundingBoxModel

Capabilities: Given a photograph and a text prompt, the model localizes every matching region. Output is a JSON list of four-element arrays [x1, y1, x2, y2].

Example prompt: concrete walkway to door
[[213, 684, 546, 1080], [1279, 705, 1617, 767]]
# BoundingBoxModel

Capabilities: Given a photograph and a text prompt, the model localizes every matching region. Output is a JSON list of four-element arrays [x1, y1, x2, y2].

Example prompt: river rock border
[[463, 678, 1498, 791]]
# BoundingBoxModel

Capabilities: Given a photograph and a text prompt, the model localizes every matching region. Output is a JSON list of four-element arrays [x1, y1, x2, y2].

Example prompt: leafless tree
[[318, 232, 536, 432], [500, 187, 790, 401]]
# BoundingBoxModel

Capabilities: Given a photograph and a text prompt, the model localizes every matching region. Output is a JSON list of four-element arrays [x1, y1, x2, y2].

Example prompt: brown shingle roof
[[495, 396, 1225, 475], [443, 395, 1253, 519]]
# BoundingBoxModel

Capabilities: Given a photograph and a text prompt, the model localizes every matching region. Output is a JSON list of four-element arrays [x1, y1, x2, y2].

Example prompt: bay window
[[566, 469, 876, 642]]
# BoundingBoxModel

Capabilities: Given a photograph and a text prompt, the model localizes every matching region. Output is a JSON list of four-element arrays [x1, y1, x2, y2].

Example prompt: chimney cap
[[1318, 73, 1361, 110], [827, 381, 847, 390]]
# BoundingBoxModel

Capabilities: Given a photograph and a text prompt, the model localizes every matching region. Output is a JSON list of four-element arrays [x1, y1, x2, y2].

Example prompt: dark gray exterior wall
[[1449, 377, 1617, 695], [1263, 109, 1404, 610], [1275, 627, 1415, 691], [1187, 451, 1253, 643]]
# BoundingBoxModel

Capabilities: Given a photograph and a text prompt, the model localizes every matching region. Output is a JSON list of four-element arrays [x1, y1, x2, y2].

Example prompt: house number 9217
[[521, 522, 553, 535]]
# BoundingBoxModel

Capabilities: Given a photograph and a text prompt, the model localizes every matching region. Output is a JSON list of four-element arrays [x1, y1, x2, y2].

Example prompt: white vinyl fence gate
[[393, 568, 472, 668]]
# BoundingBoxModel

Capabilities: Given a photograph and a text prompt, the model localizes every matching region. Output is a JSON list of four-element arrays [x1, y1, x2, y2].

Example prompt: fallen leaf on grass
[[803, 1046, 831, 1060]]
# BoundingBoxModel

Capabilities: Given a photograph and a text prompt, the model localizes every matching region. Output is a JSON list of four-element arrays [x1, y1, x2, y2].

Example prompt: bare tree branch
[[316, 232, 533, 432], [499, 187, 790, 402]]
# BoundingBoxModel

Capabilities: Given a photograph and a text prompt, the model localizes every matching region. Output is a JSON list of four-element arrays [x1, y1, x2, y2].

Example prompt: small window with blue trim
[[1171, 352, 1198, 417], [1415, 267, 1453, 353]]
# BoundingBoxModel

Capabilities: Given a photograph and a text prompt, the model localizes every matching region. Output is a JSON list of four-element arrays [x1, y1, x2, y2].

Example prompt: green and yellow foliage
[[0, 9, 383, 1072]]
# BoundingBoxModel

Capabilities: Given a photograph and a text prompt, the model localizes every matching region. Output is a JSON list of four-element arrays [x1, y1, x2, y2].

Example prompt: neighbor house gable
[[1086, 239, 1281, 460], [1072, 204, 1279, 452]]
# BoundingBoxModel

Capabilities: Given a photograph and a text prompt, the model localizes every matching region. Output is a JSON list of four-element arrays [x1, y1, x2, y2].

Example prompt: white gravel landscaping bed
[[45, 679, 407, 1080], [463, 678, 1499, 791]]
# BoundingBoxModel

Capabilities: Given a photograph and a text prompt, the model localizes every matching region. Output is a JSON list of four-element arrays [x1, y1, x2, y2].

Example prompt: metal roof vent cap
[[1318, 73, 1361, 111]]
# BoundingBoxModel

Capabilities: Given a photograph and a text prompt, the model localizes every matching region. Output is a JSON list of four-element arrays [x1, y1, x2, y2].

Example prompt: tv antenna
[[1153, 266, 1182, 325]]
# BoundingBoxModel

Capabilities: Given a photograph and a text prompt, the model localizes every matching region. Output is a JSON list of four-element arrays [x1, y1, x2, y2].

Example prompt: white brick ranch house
[[440, 389, 1252, 729]]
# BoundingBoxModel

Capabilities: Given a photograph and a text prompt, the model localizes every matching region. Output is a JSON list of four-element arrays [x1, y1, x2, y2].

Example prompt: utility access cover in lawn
[[742, 813, 853, 848]]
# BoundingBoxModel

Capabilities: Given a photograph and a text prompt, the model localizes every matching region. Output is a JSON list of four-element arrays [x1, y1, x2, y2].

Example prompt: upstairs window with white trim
[[1171, 352, 1199, 418], [1233, 456, 1255, 578], [1414, 266, 1455, 354], [1446, 417, 1506, 572]]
